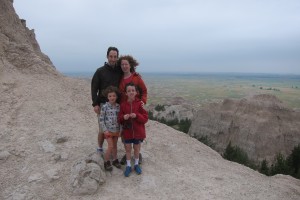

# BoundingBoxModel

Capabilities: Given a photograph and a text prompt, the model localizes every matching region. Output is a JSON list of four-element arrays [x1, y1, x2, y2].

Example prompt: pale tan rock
[[189, 94, 300, 163]]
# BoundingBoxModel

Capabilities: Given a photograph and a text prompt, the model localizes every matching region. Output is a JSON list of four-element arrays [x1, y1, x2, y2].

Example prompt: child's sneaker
[[124, 166, 132, 177], [134, 164, 142, 175], [104, 161, 113, 171], [112, 159, 121, 169]]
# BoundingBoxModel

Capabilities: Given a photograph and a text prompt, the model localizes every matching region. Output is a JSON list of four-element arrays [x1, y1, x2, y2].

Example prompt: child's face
[[126, 86, 137, 101], [107, 92, 117, 104]]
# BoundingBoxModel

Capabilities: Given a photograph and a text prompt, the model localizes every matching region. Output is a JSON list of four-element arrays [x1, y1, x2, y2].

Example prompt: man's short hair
[[107, 46, 119, 57]]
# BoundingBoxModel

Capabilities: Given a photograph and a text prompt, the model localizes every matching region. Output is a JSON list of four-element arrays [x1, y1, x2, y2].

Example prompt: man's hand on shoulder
[[94, 105, 100, 114]]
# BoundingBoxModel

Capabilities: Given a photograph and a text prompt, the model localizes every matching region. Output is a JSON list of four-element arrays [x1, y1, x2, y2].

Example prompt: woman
[[118, 55, 147, 105], [118, 55, 148, 165]]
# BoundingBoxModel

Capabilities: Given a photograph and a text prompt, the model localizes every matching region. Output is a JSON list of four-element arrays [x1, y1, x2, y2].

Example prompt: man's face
[[107, 50, 118, 66]]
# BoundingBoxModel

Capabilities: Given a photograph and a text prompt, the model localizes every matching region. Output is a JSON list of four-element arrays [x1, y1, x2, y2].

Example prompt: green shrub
[[270, 153, 290, 176], [287, 144, 300, 178], [148, 110, 154, 120], [150, 106, 191, 133], [223, 141, 249, 166], [197, 135, 215, 148], [259, 159, 270, 176], [178, 118, 191, 133], [155, 104, 165, 111]]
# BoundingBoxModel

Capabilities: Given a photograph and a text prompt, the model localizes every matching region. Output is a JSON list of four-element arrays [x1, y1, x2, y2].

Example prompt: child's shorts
[[104, 132, 120, 139], [124, 139, 144, 144]]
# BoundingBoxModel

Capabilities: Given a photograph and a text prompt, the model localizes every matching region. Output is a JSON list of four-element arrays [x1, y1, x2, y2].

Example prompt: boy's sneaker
[[124, 166, 132, 177], [112, 159, 121, 169], [120, 154, 126, 165], [104, 161, 113, 171], [134, 164, 142, 175]]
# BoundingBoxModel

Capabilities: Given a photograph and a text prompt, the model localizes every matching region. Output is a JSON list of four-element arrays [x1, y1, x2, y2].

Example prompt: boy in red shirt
[[118, 83, 148, 177]]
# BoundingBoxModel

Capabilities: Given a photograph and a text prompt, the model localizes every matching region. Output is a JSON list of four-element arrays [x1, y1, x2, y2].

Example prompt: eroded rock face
[[0, 0, 55, 73], [188, 94, 300, 163], [151, 104, 194, 121]]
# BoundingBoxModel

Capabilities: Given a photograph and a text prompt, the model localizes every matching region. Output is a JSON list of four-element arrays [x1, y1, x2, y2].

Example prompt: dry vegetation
[[143, 73, 300, 109]]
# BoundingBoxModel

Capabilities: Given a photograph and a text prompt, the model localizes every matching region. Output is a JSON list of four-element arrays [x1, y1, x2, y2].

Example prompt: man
[[91, 46, 122, 154]]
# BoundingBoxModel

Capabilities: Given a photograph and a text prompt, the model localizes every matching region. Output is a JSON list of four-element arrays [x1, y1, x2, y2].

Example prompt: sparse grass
[[143, 73, 300, 109]]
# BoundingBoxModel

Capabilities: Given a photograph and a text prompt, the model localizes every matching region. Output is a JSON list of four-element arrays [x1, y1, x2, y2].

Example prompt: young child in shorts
[[118, 83, 148, 177], [99, 86, 121, 171]]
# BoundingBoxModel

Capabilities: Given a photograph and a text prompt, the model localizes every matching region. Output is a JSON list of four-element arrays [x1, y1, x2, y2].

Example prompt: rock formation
[[150, 104, 194, 121], [0, 0, 55, 74], [189, 94, 300, 163], [1, 0, 300, 199]]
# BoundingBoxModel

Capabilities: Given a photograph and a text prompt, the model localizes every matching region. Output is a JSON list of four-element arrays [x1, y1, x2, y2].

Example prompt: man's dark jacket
[[91, 63, 122, 107]]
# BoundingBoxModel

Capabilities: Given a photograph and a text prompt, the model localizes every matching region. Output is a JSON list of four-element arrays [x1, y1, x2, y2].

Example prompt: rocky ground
[[1, 66, 300, 199]]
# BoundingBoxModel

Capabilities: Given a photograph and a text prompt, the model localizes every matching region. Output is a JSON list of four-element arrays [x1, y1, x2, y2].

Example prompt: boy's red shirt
[[118, 99, 148, 140]]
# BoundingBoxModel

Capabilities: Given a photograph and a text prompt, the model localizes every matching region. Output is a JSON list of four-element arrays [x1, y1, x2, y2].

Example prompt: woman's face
[[121, 59, 131, 73]]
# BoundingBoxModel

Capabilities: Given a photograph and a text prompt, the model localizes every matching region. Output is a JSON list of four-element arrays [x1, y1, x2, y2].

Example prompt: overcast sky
[[14, 0, 300, 74]]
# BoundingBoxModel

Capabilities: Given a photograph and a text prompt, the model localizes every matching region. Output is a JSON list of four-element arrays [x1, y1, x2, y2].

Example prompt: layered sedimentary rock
[[189, 94, 300, 163]]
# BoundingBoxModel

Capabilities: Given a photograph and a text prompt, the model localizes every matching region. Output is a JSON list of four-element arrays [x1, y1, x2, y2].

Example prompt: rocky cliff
[[0, 0, 55, 74], [189, 94, 300, 163], [1, 0, 300, 199]]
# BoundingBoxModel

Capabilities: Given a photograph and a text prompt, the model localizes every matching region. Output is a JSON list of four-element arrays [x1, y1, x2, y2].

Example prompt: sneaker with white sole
[[134, 164, 142, 175], [124, 166, 132, 177]]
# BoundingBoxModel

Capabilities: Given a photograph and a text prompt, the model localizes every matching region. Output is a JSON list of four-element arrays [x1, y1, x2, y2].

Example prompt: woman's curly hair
[[117, 55, 139, 72]]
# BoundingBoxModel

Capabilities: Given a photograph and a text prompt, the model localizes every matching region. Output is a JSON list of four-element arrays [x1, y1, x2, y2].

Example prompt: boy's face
[[107, 50, 118, 66], [107, 92, 117, 104], [126, 86, 137, 100]]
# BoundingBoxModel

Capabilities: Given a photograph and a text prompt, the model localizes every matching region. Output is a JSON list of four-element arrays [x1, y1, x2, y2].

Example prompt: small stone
[[28, 173, 43, 183], [56, 134, 68, 143], [46, 168, 60, 182], [39, 140, 56, 153], [0, 150, 11, 160]]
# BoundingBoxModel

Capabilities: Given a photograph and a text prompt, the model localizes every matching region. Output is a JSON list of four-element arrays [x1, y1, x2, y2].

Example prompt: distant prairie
[[64, 72, 300, 109]]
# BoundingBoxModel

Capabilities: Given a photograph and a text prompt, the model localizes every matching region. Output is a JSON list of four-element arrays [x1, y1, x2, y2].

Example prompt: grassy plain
[[142, 73, 300, 109]]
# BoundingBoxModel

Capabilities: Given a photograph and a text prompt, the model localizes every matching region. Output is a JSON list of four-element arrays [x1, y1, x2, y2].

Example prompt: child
[[99, 86, 121, 171], [118, 83, 148, 177]]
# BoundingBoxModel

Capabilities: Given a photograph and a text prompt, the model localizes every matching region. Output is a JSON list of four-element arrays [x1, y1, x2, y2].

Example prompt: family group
[[91, 46, 148, 177]]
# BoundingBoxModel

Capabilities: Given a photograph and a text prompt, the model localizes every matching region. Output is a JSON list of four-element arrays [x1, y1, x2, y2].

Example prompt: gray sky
[[14, 0, 300, 74]]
